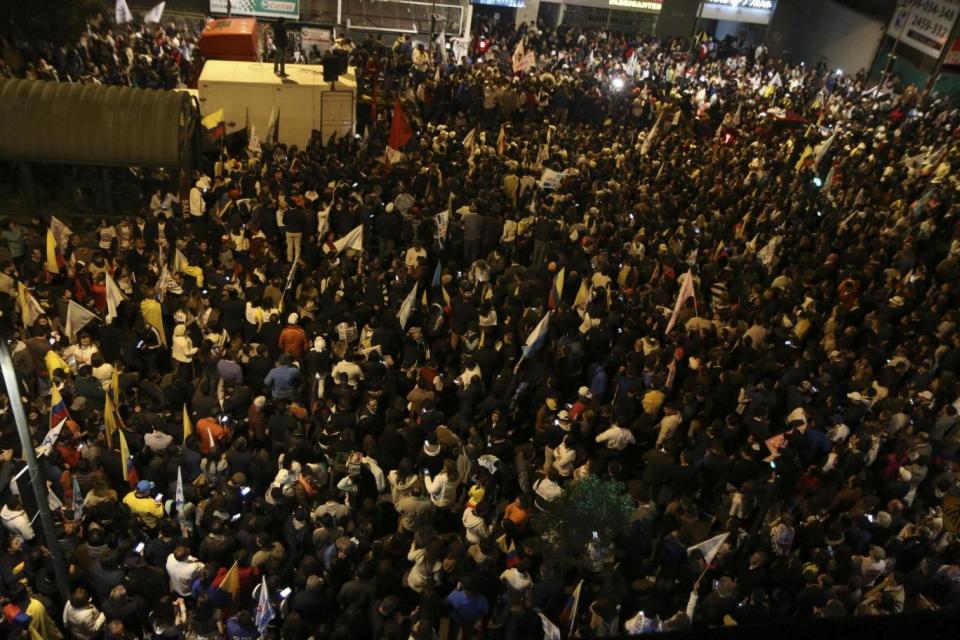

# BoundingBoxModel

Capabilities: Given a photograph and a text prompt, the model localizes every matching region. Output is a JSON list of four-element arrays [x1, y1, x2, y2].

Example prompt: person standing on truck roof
[[274, 18, 288, 77]]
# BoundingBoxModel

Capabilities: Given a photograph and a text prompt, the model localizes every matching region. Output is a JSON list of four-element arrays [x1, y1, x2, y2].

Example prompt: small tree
[[536, 476, 634, 570]]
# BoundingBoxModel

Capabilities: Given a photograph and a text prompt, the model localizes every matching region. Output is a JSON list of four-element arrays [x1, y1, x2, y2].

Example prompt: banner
[[887, 0, 960, 59], [301, 27, 333, 56], [209, 0, 300, 19]]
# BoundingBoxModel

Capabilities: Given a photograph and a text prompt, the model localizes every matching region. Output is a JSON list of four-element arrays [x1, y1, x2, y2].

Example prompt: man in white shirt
[[596, 422, 636, 451], [165, 546, 204, 597]]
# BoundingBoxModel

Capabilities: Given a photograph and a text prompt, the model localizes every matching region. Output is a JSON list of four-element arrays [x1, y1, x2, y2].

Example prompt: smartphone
[[592, 531, 599, 541], [423, 468, 430, 475], [231, 513, 242, 522], [155, 493, 163, 502], [866, 514, 875, 523], [769, 461, 776, 470], [240, 486, 252, 497], [279, 587, 292, 599], [137, 340, 145, 349], [135, 542, 145, 554], [220, 415, 229, 424], [713, 579, 719, 591]]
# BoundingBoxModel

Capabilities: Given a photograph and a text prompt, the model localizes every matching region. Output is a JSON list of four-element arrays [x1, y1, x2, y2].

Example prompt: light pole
[[0, 339, 70, 602]]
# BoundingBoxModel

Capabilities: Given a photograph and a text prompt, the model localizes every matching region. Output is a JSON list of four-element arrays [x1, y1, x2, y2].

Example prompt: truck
[[197, 59, 356, 150]]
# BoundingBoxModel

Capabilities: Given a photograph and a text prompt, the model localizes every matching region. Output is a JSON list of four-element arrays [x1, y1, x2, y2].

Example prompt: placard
[[210, 0, 300, 20], [887, 0, 960, 59]]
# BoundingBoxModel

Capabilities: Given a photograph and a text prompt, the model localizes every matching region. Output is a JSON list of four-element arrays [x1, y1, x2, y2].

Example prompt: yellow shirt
[[642, 389, 666, 416], [123, 492, 165, 529]]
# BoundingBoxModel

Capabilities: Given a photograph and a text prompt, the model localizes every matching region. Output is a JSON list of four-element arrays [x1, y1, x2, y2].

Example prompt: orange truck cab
[[192, 18, 261, 86]]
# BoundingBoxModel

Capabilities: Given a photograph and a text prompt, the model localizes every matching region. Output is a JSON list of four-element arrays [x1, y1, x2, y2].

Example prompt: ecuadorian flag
[[50, 385, 70, 430]]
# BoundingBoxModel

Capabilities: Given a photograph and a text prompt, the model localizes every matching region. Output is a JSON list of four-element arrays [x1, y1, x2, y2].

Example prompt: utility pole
[[883, 0, 911, 79], [0, 339, 70, 602]]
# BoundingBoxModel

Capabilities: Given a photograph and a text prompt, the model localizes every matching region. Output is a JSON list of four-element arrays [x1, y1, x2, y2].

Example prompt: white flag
[[664, 269, 696, 334], [144, 1, 165, 23], [512, 39, 526, 73], [115, 0, 133, 24], [18, 283, 45, 327], [255, 574, 275, 633], [36, 419, 66, 457], [65, 300, 101, 342], [813, 130, 836, 167], [515, 310, 552, 372], [539, 613, 561, 640], [397, 283, 418, 330], [333, 225, 364, 254], [538, 168, 565, 190], [50, 216, 72, 249], [436, 31, 447, 62], [157, 263, 180, 300], [687, 532, 729, 565], [247, 123, 261, 155], [641, 111, 663, 157], [105, 272, 126, 324]]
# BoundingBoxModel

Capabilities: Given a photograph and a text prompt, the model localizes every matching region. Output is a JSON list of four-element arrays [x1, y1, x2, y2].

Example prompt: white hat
[[578, 386, 592, 399], [288, 313, 299, 325]]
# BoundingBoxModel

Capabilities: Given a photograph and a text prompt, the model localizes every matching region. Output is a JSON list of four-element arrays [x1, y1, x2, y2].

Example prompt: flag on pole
[[813, 130, 836, 167], [497, 125, 507, 156], [144, 1, 165, 22], [794, 145, 814, 172], [435, 29, 447, 57], [559, 579, 584, 633], [431, 262, 443, 288], [539, 613, 562, 640], [115, 0, 133, 23], [156, 264, 179, 301], [397, 283, 418, 330], [104, 273, 126, 324], [255, 575, 275, 634], [640, 111, 663, 156], [514, 311, 552, 372], [17, 283, 44, 327], [512, 39, 528, 73], [118, 429, 138, 488], [202, 108, 226, 140], [175, 467, 187, 531], [72, 476, 83, 523], [388, 102, 413, 152], [65, 301, 101, 342], [463, 127, 477, 158], [45, 230, 60, 274], [211, 562, 241, 607], [732, 104, 742, 126], [36, 419, 66, 457], [104, 393, 120, 448], [664, 269, 696, 334], [265, 105, 279, 145], [547, 268, 565, 311], [333, 225, 364, 254], [50, 384, 70, 428], [573, 279, 590, 310], [687, 532, 729, 565], [49, 217, 72, 247], [140, 298, 167, 346]]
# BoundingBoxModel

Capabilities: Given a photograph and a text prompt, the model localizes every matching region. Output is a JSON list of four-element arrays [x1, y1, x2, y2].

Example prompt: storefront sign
[[886, 0, 960, 59], [209, 0, 300, 20], [706, 0, 773, 8], [608, 0, 662, 11]]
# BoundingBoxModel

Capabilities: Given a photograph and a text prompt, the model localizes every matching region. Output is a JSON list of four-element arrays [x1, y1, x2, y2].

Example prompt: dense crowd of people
[[1, 7, 960, 640]]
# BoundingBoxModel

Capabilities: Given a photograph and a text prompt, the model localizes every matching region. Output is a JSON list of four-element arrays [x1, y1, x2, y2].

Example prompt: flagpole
[[0, 340, 70, 602]]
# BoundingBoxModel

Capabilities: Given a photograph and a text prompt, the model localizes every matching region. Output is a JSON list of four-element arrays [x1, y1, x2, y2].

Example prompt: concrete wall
[[516, 0, 542, 26], [784, 0, 884, 74], [656, 0, 702, 38]]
